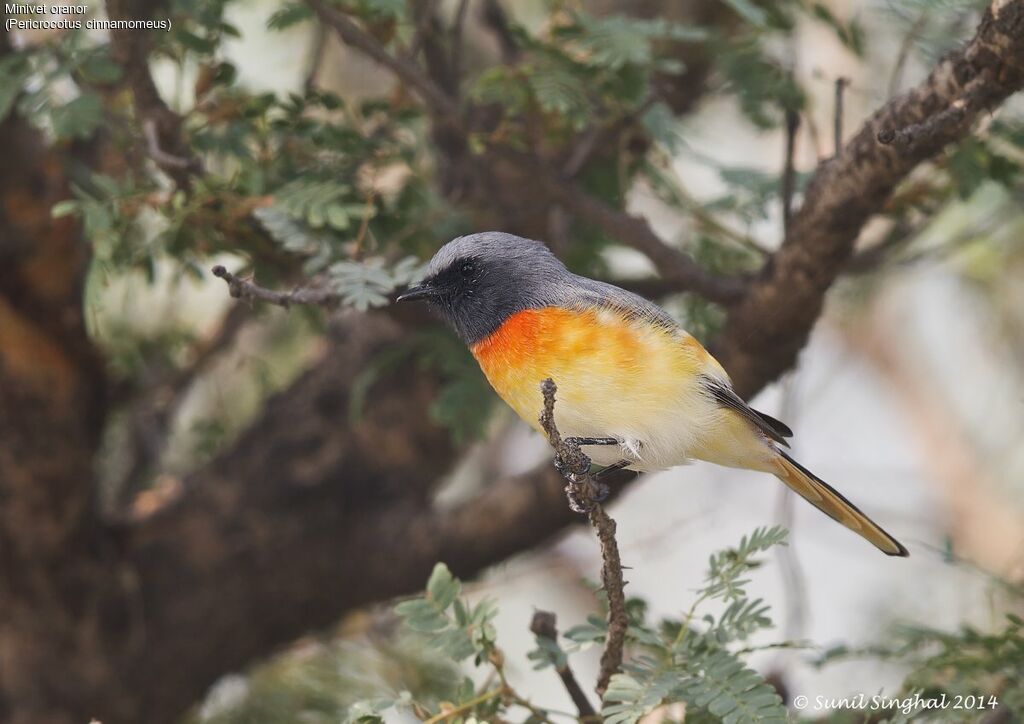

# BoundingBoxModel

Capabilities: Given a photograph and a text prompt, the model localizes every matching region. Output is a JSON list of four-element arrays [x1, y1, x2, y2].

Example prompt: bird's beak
[[396, 282, 436, 303]]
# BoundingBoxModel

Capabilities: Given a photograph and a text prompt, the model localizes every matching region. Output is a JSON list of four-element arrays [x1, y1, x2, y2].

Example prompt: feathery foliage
[[341, 528, 791, 724]]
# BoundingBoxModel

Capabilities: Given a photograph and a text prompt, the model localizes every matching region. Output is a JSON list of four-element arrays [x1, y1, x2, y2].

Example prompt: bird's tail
[[773, 451, 908, 557]]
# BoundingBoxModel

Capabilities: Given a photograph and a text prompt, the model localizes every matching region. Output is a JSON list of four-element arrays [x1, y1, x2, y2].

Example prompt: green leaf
[[426, 563, 461, 610], [680, 650, 786, 723], [344, 697, 394, 723], [50, 93, 104, 140], [0, 54, 30, 123], [527, 55, 591, 125], [361, 0, 405, 17], [570, 15, 708, 71], [526, 635, 568, 671], [80, 52, 123, 84], [252, 205, 336, 267], [642, 102, 681, 153], [328, 258, 402, 311], [602, 672, 677, 724], [51, 200, 80, 219], [720, 0, 768, 27], [267, 3, 313, 30], [326, 204, 351, 230], [811, 2, 866, 56], [177, 29, 218, 54]]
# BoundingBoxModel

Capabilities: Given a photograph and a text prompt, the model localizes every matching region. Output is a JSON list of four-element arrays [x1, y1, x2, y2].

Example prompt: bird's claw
[[563, 476, 608, 514], [565, 483, 591, 514]]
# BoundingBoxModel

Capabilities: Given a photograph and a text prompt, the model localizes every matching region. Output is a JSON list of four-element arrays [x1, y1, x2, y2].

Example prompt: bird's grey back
[[565, 275, 679, 331]]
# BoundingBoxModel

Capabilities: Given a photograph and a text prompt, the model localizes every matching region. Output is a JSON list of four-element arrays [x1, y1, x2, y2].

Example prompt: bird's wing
[[567, 276, 681, 331], [700, 376, 793, 447], [565, 274, 793, 447]]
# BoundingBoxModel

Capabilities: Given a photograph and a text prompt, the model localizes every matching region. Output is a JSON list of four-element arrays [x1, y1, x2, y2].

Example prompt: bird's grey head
[[397, 231, 570, 344]]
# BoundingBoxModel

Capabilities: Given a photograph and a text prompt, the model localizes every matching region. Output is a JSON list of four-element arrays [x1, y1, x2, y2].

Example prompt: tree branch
[[106, 0, 199, 186], [211, 265, 341, 308], [714, 0, 1024, 399], [833, 77, 848, 157], [538, 379, 627, 697], [480, 0, 520, 64], [300, 0, 745, 303], [489, 147, 748, 305], [530, 611, 598, 719], [306, 0, 459, 120], [113, 304, 250, 509]]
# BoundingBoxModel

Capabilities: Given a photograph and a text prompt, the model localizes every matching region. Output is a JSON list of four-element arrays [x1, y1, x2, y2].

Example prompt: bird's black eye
[[460, 261, 475, 277]]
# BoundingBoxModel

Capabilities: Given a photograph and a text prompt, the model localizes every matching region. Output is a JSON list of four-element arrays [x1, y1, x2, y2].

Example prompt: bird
[[397, 231, 908, 557]]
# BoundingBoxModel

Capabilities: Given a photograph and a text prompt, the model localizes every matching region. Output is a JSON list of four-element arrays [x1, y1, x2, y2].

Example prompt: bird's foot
[[564, 436, 621, 448], [563, 475, 610, 513], [565, 484, 587, 514]]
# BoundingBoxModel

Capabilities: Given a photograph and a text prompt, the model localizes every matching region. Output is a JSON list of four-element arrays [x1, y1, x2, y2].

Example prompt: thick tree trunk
[[0, 112, 122, 722]]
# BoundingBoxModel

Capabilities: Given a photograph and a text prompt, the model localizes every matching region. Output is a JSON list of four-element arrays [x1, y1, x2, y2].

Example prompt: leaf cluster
[[346, 528, 792, 724]]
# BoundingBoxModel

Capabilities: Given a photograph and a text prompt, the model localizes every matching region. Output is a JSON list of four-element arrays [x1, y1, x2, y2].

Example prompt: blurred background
[[1, 0, 1022, 722]]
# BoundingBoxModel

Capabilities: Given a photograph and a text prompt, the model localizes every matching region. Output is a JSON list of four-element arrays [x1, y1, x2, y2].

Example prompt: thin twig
[[450, 0, 470, 87], [833, 77, 848, 157], [211, 266, 340, 308], [491, 147, 749, 304], [303, 0, 743, 304], [304, 23, 329, 93], [142, 119, 193, 170], [888, 10, 929, 98], [665, 169, 769, 256], [115, 304, 249, 507], [781, 108, 800, 234], [530, 611, 598, 719], [480, 0, 520, 63], [107, 0, 199, 189], [563, 94, 660, 178], [306, 0, 459, 120], [423, 687, 504, 724], [538, 379, 627, 698]]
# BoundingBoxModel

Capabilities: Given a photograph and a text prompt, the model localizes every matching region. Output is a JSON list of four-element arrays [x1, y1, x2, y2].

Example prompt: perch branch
[[530, 611, 597, 719], [538, 379, 628, 697], [211, 266, 340, 309]]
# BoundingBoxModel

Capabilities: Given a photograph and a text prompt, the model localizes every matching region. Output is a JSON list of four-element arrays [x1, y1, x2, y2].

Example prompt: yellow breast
[[470, 307, 715, 456]]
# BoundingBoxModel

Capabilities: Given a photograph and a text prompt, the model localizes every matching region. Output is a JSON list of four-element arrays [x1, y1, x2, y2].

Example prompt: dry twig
[[781, 108, 800, 233], [306, 0, 459, 120], [530, 611, 598, 719], [833, 77, 848, 157], [538, 379, 628, 698], [211, 266, 340, 308]]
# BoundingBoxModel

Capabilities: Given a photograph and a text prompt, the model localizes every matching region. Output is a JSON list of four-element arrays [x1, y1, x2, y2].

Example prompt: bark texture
[[716, 0, 1024, 397]]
